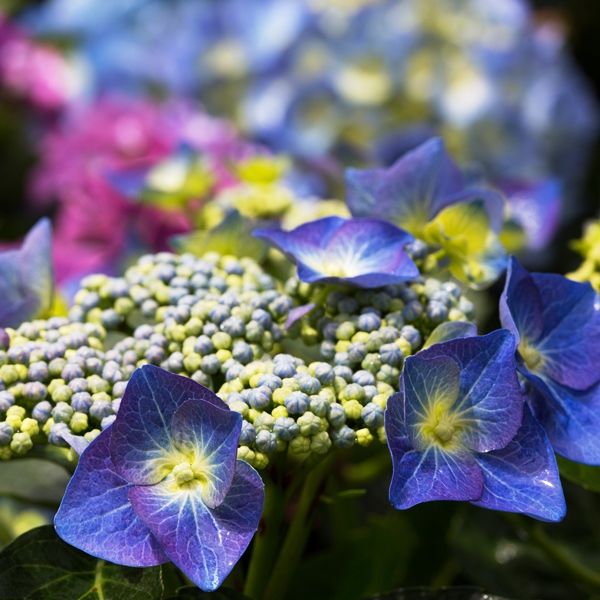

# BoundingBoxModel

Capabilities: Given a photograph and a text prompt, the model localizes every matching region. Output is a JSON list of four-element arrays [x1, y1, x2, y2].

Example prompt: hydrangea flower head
[[0, 13, 75, 111], [0, 219, 53, 328], [54, 365, 264, 590], [500, 257, 600, 464], [255, 216, 419, 288], [385, 330, 565, 521]]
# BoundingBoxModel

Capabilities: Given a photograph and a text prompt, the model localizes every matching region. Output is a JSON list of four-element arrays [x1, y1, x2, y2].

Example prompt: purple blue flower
[[254, 216, 418, 288], [54, 365, 264, 591], [345, 137, 503, 237], [0, 219, 53, 328], [500, 257, 600, 465], [502, 179, 561, 251], [385, 330, 565, 522]]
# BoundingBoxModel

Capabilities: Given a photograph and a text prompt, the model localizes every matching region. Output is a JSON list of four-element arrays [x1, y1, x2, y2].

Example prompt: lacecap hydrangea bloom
[[55, 364, 264, 590], [501, 257, 600, 464]]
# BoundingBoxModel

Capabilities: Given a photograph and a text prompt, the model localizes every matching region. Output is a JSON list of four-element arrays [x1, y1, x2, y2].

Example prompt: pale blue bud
[[285, 391, 309, 415]]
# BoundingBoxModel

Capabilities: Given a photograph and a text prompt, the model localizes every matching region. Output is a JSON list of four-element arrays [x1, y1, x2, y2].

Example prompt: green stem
[[243, 480, 285, 599], [263, 456, 334, 600], [507, 516, 600, 590], [342, 449, 390, 485]]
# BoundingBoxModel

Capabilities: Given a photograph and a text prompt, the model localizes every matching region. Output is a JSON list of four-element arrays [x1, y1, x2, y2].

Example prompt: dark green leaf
[[0, 459, 70, 505], [167, 586, 251, 599], [367, 586, 513, 600], [0, 526, 163, 599], [557, 457, 600, 493]]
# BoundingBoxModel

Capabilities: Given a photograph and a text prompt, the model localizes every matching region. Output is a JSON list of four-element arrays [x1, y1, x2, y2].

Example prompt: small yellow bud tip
[[170, 460, 208, 489], [432, 422, 455, 444], [172, 462, 195, 486]]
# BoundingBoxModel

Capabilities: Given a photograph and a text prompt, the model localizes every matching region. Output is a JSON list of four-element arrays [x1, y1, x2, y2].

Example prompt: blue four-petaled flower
[[54, 365, 265, 590], [500, 256, 600, 465], [385, 330, 565, 522], [254, 216, 419, 288]]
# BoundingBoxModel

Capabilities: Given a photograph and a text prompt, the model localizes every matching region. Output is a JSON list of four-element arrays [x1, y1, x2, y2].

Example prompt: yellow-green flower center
[[519, 338, 544, 372], [419, 400, 466, 452], [322, 262, 351, 278], [168, 457, 209, 491]]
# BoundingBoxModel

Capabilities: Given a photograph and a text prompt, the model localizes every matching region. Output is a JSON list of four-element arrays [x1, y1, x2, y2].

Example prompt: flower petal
[[254, 216, 340, 262], [527, 375, 600, 465], [345, 137, 465, 235], [424, 199, 507, 290], [499, 256, 543, 344], [401, 354, 461, 447], [472, 406, 566, 522], [170, 399, 242, 509], [388, 446, 484, 510], [503, 179, 561, 251], [420, 330, 523, 453], [54, 429, 167, 567], [129, 460, 264, 591], [110, 365, 226, 485], [501, 258, 600, 391], [533, 272, 600, 390], [385, 390, 484, 509], [0, 219, 53, 328], [255, 217, 418, 288]]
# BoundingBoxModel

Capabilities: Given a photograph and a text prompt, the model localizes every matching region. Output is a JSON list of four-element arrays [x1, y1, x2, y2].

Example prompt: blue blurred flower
[[500, 257, 600, 465], [255, 216, 419, 287], [385, 330, 565, 521], [55, 365, 264, 591], [0, 219, 53, 328], [501, 179, 561, 252]]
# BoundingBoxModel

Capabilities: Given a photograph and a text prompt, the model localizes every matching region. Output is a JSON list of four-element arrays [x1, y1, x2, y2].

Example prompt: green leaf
[[557, 456, 600, 492], [0, 526, 163, 599], [170, 211, 267, 261], [366, 586, 513, 599], [167, 586, 251, 599], [0, 459, 70, 505], [422, 321, 477, 350]]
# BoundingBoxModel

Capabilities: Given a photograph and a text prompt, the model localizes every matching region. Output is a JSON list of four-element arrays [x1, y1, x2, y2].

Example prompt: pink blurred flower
[[30, 96, 260, 284], [0, 13, 74, 111]]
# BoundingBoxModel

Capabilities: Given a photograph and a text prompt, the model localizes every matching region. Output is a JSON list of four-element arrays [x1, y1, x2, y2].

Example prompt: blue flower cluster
[[20, 0, 598, 194]]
